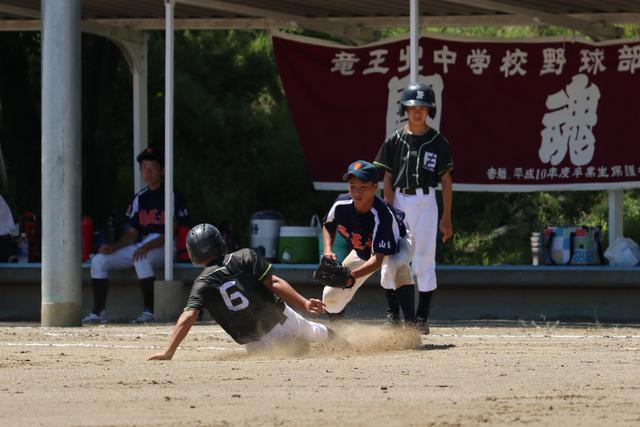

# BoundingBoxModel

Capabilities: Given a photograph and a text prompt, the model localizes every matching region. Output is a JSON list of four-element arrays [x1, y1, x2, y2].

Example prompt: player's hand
[[98, 244, 114, 254], [322, 252, 337, 261], [305, 298, 326, 315], [133, 245, 149, 261], [147, 351, 173, 361], [439, 216, 453, 242]]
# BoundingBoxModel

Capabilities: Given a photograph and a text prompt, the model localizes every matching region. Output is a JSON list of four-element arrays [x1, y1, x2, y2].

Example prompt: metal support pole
[[41, 0, 82, 326], [164, 0, 175, 281], [608, 189, 624, 244], [409, 0, 419, 84], [132, 37, 149, 192]]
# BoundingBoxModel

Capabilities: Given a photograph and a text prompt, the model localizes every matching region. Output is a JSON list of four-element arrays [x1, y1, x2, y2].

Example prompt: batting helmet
[[186, 223, 227, 265], [398, 82, 437, 118]]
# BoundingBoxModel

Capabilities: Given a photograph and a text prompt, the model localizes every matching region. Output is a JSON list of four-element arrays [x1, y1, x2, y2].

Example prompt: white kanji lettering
[[585, 166, 596, 178], [434, 45, 457, 74], [547, 167, 558, 178], [524, 169, 535, 179], [513, 168, 524, 179], [539, 74, 600, 166], [611, 165, 623, 177], [497, 168, 508, 180], [617, 44, 640, 74], [500, 49, 528, 77], [466, 49, 491, 75], [363, 49, 390, 75], [330, 51, 360, 76], [624, 165, 637, 177], [579, 49, 606, 75], [540, 48, 566, 75], [597, 166, 609, 178], [559, 167, 571, 179], [398, 45, 423, 73], [487, 167, 497, 180], [573, 167, 583, 178]]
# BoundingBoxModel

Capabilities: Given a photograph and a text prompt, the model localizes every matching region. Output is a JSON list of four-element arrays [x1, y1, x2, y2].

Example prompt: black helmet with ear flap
[[398, 82, 437, 118], [186, 223, 228, 265]]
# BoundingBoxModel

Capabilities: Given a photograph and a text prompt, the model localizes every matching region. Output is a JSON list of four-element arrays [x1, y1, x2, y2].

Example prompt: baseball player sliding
[[374, 82, 454, 334], [148, 224, 346, 359]]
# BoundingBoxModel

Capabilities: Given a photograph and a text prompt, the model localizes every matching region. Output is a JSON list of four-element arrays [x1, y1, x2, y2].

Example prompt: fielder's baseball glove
[[314, 256, 355, 289]]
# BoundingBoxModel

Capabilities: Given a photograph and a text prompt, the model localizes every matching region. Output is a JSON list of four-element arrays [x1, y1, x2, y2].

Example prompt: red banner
[[272, 32, 640, 191]]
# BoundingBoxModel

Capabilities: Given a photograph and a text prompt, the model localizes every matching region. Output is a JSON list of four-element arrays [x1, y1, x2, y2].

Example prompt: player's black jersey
[[374, 127, 453, 191], [323, 194, 407, 261], [184, 248, 286, 344], [125, 183, 189, 236]]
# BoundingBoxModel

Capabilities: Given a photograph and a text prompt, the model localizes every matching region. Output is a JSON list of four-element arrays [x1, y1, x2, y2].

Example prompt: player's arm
[[349, 252, 385, 280], [439, 170, 453, 242], [132, 222, 180, 260], [382, 170, 394, 205], [321, 225, 336, 260], [98, 226, 139, 254], [148, 309, 200, 360], [263, 274, 325, 315]]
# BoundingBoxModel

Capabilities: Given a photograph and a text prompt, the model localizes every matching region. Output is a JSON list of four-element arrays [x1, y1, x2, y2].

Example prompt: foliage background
[[0, 25, 638, 264]]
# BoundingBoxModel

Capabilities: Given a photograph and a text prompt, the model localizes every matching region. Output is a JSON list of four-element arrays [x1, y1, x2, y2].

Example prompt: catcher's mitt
[[314, 256, 355, 289]]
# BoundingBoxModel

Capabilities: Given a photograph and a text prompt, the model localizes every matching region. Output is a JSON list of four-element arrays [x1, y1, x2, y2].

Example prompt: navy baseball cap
[[136, 146, 164, 166], [343, 160, 379, 182]]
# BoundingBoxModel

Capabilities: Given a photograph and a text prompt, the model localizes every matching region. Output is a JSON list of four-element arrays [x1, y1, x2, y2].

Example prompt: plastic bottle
[[81, 216, 94, 261], [17, 233, 29, 263]]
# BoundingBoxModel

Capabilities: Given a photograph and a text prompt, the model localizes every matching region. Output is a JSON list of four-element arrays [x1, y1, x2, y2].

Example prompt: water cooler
[[250, 211, 284, 261]]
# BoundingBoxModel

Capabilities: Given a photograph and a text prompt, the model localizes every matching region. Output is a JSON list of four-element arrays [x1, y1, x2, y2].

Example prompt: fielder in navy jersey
[[83, 147, 189, 325], [321, 160, 416, 325]]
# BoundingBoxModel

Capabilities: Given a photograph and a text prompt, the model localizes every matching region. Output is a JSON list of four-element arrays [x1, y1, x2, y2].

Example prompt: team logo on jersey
[[424, 152, 437, 171]]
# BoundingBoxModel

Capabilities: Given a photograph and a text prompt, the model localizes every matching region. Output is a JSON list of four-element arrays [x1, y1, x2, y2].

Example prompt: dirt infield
[[1, 321, 639, 426]]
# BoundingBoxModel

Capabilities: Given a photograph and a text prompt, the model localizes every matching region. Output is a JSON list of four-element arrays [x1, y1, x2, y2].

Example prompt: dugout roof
[[0, 1, 639, 42]]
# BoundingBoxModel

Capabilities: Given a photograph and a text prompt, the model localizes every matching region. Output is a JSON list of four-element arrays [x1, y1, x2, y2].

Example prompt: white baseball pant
[[393, 187, 438, 292], [322, 234, 415, 314], [244, 304, 329, 354], [90, 233, 174, 280]]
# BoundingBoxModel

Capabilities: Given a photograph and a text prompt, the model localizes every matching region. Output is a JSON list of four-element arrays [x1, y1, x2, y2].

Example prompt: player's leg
[[395, 266, 416, 323], [412, 190, 439, 332], [382, 289, 400, 325], [380, 233, 415, 324], [85, 244, 136, 323], [244, 305, 348, 354], [131, 234, 172, 322], [321, 250, 373, 317]]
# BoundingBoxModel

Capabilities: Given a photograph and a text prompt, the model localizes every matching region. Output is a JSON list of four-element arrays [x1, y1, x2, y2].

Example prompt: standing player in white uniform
[[148, 224, 341, 359], [321, 160, 416, 325], [374, 82, 453, 334]]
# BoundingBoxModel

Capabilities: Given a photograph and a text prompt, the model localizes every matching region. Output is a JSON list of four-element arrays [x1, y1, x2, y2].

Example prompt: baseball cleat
[[131, 310, 154, 324], [82, 310, 109, 325], [414, 318, 430, 335], [383, 312, 402, 327]]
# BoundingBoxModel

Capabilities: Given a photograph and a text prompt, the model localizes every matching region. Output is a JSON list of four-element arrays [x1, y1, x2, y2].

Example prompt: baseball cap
[[136, 146, 164, 166], [343, 160, 379, 182]]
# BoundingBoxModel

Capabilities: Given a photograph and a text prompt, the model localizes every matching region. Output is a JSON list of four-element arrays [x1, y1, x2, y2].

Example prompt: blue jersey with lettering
[[126, 183, 189, 236], [323, 193, 407, 261]]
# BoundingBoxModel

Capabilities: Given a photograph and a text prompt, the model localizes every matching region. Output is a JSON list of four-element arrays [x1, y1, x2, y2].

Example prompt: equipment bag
[[542, 226, 605, 266]]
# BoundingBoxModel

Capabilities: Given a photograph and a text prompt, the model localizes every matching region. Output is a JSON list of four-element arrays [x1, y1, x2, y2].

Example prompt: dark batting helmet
[[186, 223, 228, 265], [398, 82, 437, 118]]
